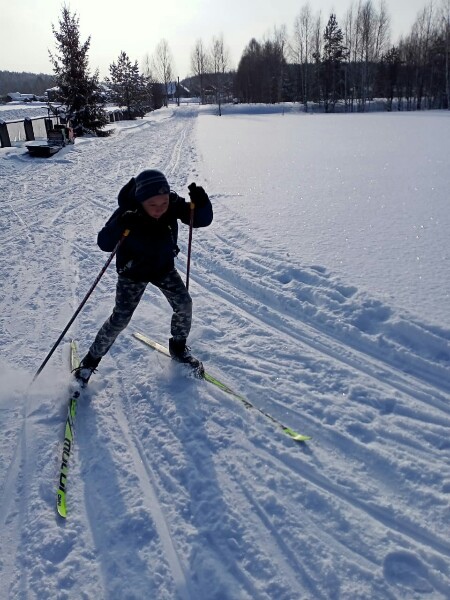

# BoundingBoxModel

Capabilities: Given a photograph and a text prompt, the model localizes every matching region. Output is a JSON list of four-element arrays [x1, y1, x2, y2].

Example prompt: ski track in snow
[[1, 105, 449, 599]]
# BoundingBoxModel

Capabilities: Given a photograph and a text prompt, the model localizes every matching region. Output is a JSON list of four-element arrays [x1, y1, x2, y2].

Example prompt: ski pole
[[32, 230, 130, 383], [185, 183, 196, 291]]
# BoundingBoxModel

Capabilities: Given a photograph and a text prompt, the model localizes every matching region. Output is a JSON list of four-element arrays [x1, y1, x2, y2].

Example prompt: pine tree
[[322, 14, 347, 112], [379, 46, 402, 111], [107, 51, 151, 117], [49, 6, 108, 135]]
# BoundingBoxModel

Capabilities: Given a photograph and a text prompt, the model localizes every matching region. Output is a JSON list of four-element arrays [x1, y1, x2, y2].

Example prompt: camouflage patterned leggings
[[89, 269, 192, 359]]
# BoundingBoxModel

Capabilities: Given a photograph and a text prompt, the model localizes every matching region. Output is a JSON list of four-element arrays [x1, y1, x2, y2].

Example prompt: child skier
[[74, 169, 213, 384]]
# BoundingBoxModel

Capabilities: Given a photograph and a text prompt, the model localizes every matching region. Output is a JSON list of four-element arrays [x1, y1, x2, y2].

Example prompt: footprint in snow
[[383, 551, 433, 594]]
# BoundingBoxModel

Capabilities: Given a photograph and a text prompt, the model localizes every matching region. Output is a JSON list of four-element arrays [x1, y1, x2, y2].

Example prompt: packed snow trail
[[1, 105, 449, 599]]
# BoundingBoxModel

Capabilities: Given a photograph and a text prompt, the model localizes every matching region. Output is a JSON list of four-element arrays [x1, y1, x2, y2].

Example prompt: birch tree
[[442, 0, 450, 108], [291, 4, 314, 108], [152, 39, 174, 107], [210, 35, 229, 115], [191, 39, 210, 103]]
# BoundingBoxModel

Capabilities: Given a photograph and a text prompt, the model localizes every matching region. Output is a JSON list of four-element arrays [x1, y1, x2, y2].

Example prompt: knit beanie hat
[[135, 169, 170, 203]]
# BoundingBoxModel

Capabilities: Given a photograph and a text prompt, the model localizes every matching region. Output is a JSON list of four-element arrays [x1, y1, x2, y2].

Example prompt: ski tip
[[57, 491, 67, 518], [283, 427, 312, 442]]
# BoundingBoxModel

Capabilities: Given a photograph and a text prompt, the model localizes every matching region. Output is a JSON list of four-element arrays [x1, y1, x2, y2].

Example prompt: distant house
[[6, 92, 37, 102], [166, 82, 191, 100], [45, 86, 60, 102], [176, 82, 191, 99], [98, 82, 112, 101], [204, 85, 217, 103]]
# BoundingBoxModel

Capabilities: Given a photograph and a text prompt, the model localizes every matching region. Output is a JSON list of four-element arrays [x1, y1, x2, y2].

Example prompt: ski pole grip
[[188, 182, 197, 209]]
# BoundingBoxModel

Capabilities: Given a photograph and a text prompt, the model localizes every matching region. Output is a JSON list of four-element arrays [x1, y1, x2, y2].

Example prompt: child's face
[[141, 194, 170, 219]]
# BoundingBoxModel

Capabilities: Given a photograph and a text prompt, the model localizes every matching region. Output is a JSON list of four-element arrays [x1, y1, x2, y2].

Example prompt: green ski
[[133, 332, 311, 443], [56, 340, 81, 518]]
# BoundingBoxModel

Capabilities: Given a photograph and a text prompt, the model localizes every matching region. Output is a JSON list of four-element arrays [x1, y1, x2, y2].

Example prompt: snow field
[[0, 104, 449, 599]]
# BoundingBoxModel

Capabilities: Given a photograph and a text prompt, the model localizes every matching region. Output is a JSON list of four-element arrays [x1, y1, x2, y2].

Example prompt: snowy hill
[[1, 104, 449, 599]]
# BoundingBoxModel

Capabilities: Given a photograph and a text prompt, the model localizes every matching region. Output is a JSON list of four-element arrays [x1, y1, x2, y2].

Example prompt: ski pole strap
[[186, 202, 195, 291]]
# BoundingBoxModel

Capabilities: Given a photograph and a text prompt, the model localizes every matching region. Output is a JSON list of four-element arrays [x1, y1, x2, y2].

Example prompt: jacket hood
[[117, 178, 139, 210]]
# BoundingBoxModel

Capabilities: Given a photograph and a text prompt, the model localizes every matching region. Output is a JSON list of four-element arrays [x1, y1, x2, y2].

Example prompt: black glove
[[188, 183, 209, 207], [119, 209, 140, 230]]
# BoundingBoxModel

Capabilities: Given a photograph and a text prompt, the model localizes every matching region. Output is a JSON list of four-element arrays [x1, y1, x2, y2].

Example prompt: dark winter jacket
[[98, 178, 213, 282]]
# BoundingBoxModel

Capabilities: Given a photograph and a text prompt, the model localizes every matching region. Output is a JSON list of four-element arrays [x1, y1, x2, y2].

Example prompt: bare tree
[[152, 39, 174, 107], [210, 35, 230, 115], [349, 0, 391, 110], [291, 3, 314, 109], [442, 0, 450, 108], [142, 53, 153, 80], [411, 2, 437, 109], [311, 11, 323, 103], [272, 25, 288, 103], [344, 2, 358, 110], [359, 0, 376, 109], [140, 53, 159, 109], [374, 0, 391, 59], [191, 39, 210, 103]]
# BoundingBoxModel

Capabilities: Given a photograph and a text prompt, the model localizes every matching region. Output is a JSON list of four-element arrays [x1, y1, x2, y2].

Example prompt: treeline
[[0, 71, 54, 96], [3, 0, 449, 115], [234, 0, 450, 111]]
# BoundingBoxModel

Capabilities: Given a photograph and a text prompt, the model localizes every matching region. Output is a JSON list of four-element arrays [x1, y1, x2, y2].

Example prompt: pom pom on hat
[[135, 169, 170, 203]]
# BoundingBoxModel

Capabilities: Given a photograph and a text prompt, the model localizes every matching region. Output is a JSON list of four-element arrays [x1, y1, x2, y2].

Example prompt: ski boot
[[73, 352, 101, 386], [169, 338, 204, 377]]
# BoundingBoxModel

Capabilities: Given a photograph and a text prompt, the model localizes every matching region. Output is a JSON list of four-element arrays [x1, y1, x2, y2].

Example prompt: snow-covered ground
[[1, 104, 449, 599], [0, 102, 49, 121]]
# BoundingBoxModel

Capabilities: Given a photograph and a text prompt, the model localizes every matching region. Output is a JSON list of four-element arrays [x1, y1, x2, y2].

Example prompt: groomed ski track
[[1, 106, 449, 599]]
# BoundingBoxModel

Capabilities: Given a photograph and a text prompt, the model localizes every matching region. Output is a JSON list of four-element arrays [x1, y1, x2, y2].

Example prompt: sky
[[1, 0, 434, 81]]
